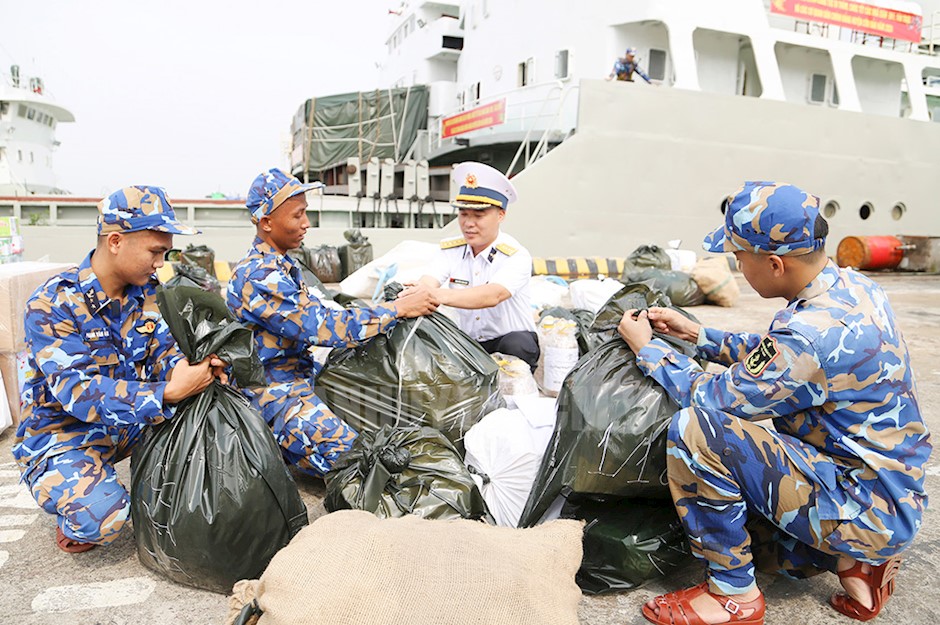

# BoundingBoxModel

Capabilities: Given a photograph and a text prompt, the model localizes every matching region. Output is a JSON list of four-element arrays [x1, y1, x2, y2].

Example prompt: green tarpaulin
[[291, 86, 429, 173]]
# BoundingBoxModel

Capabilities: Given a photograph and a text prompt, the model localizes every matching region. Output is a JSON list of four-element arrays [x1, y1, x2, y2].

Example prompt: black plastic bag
[[287, 248, 337, 303], [308, 244, 342, 283], [131, 285, 308, 593], [589, 282, 694, 348], [179, 243, 217, 277], [339, 228, 373, 279], [621, 266, 705, 307], [169, 263, 221, 295], [518, 329, 698, 527], [325, 425, 489, 521], [316, 284, 502, 454], [561, 496, 692, 594], [627, 244, 671, 270]]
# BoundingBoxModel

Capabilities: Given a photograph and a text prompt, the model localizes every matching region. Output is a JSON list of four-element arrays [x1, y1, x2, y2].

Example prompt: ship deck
[[1, 271, 939, 625]]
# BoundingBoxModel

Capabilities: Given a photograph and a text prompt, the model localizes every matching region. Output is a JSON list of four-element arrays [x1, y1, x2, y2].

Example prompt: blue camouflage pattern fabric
[[705, 182, 824, 256], [611, 55, 651, 83], [635, 261, 930, 595], [97, 185, 197, 235], [226, 237, 398, 477], [12, 252, 183, 544]]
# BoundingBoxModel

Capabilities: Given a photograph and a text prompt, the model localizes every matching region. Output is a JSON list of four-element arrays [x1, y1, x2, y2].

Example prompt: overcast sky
[[1, 0, 394, 198]]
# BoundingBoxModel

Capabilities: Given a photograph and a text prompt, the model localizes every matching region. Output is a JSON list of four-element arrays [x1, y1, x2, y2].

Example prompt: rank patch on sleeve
[[744, 336, 779, 376]]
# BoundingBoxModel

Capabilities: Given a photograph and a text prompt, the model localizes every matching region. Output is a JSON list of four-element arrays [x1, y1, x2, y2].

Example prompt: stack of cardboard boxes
[[0, 259, 76, 432]]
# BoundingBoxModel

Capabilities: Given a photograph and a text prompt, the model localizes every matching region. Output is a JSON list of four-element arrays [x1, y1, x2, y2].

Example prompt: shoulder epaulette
[[495, 243, 517, 256], [440, 237, 467, 250]]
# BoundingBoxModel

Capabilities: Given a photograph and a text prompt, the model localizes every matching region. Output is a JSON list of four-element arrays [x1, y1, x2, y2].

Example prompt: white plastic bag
[[568, 278, 624, 314], [527, 275, 570, 312], [492, 352, 539, 409], [463, 398, 558, 527], [339, 240, 439, 299]]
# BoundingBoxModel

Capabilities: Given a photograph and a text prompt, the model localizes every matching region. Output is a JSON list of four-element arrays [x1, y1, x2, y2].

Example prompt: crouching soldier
[[226, 168, 438, 477], [12, 187, 224, 553]]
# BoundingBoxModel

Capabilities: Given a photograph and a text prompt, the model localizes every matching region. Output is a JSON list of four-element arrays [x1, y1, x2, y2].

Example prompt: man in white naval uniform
[[413, 162, 539, 370]]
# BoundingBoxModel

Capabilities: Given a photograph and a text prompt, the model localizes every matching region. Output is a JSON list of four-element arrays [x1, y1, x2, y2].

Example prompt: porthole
[[719, 197, 729, 215], [891, 202, 906, 221], [822, 200, 839, 219], [859, 202, 873, 220]]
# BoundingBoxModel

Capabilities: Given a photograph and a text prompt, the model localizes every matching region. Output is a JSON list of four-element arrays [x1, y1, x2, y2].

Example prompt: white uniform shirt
[[426, 231, 536, 342]]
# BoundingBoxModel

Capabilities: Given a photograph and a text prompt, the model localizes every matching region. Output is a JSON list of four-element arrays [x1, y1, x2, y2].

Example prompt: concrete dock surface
[[1, 272, 938, 625]]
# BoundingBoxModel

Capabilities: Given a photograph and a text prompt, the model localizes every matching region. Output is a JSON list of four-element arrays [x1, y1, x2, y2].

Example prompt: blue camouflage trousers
[[254, 379, 357, 477], [668, 407, 905, 595], [25, 423, 144, 545]]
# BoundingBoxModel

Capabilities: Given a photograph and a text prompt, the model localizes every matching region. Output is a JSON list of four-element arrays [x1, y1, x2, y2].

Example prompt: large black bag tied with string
[[325, 425, 489, 521], [131, 285, 308, 593]]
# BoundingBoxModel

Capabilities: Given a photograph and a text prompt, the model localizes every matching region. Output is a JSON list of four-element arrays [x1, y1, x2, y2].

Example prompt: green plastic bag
[[518, 330, 698, 527], [287, 248, 337, 303], [627, 244, 671, 270], [339, 228, 373, 279], [179, 243, 216, 277], [131, 285, 308, 593], [169, 263, 221, 295], [308, 244, 342, 283], [561, 496, 692, 594], [316, 284, 502, 453], [620, 266, 705, 307], [325, 425, 489, 521]]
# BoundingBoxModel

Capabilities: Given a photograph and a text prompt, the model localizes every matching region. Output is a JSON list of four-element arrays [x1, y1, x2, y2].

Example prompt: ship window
[[29, 151, 34, 164], [17, 150, 23, 162], [859, 202, 873, 220], [823, 200, 840, 218], [518, 61, 527, 86], [891, 203, 905, 220], [17, 104, 27, 118], [469, 82, 481, 104], [555, 49, 570, 80], [26, 108, 35, 121], [442, 36, 463, 50], [648, 49, 667, 81], [0, 102, 8, 117], [809, 73, 827, 104]]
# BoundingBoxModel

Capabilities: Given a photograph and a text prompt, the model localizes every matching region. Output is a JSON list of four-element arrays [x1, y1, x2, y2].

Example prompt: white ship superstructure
[[0, 65, 74, 196]]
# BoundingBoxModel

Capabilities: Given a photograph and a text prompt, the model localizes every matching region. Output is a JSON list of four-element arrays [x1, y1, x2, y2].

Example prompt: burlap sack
[[691, 256, 740, 307], [225, 510, 583, 625]]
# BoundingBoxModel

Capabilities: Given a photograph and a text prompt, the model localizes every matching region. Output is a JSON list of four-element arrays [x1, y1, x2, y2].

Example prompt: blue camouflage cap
[[97, 186, 197, 236], [703, 181, 824, 256], [625, 47, 638, 56], [246, 168, 323, 223]]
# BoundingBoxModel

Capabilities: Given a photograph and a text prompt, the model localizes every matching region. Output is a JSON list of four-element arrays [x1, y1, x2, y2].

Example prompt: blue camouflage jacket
[[637, 261, 930, 527], [611, 58, 651, 83], [13, 252, 182, 478], [226, 238, 397, 384]]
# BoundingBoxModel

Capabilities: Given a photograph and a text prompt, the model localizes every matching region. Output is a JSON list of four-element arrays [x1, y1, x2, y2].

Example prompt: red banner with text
[[770, 0, 922, 42], [441, 99, 507, 139]]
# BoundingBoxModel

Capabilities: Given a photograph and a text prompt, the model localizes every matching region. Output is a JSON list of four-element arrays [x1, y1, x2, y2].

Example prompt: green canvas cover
[[292, 86, 429, 172]]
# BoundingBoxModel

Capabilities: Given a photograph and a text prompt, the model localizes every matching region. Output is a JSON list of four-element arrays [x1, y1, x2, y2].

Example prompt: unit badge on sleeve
[[744, 336, 779, 376]]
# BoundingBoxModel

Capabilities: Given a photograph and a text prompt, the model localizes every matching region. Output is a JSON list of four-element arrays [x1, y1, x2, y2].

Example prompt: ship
[[0, 65, 74, 196]]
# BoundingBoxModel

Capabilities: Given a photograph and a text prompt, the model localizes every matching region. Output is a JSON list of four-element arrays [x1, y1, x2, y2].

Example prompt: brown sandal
[[829, 557, 901, 621], [56, 526, 97, 554], [642, 582, 765, 625]]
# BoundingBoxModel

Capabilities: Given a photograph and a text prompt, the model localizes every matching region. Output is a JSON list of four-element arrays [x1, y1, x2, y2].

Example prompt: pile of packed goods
[[1, 232, 742, 624]]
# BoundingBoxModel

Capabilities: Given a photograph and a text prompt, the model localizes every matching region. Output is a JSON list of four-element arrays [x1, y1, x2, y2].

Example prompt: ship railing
[[506, 81, 579, 178]]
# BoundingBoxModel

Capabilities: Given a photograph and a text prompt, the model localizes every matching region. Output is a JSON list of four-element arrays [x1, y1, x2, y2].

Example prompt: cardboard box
[[0, 351, 26, 429], [0, 262, 76, 353]]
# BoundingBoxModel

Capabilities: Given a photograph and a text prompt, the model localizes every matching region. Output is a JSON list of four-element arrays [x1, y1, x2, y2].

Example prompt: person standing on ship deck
[[12, 186, 225, 553], [616, 181, 930, 625], [226, 168, 438, 478], [410, 162, 539, 371], [606, 47, 652, 83]]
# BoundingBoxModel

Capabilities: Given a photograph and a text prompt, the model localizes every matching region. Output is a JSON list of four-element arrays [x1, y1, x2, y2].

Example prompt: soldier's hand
[[618, 309, 653, 354], [393, 285, 439, 318], [164, 358, 215, 404], [208, 354, 229, 386], [646, 307, 700, 343]]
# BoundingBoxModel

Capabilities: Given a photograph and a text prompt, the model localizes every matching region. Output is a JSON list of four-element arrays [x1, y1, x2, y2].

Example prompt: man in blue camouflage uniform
[[12, 187, 223, 553], [618, 182, 930, 624], [227, 168, 438, 478], [606, 47, 652, 83]]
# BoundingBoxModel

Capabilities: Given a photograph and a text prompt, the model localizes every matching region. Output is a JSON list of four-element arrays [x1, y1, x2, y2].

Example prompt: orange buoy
[[836, 236, 904, 270]]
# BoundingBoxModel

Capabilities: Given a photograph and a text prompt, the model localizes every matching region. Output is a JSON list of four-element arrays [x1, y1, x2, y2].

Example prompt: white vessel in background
[[288, 0, 940, 258], [0, 65, 74, 196]]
